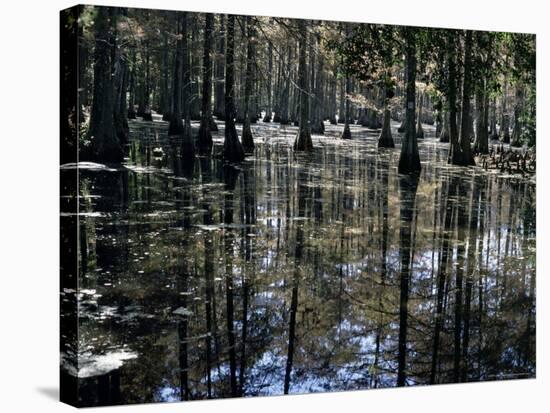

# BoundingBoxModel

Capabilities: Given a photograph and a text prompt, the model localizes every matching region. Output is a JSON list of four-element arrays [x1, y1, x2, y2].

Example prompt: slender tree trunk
[[279, 46, 291, 125], [510, 83, 523, 147], [338, 74, 346, 123], [329, 76, 337, 124], [88, 6, 123, 162], [398, 28, 421, 174], [127, 49, 137, 119], [294, 20, 313, 151], [161, 32, 171, 120], [473, 81, 489, 154], [378, 74, 394, 147], [214, 15, 226, 119], [141, 35, 153, 121], [263, 41, 273, 122], [447, 32, 462, 164], [500, 69, 510, 143], [197, 14, 214, 154], [416, 91, 424, 139], [440, 108, 450, 142], [490, 96, 498, 140], [457, 30, 475, 165], [311, 34, 325, 135], [113, 10, 129, 147], [222, 15, 245, 162], [168, 16, 184, 136], [341, 74, 352, 139], [241, 17, 255, 152]]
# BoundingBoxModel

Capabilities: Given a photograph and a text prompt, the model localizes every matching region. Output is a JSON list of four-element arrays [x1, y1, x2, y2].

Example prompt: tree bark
[[241, 17, 255, 153], [214, 15, 226, 119], [197, 13, 214, 155], [341, 74, 352, 139], [293, 21, 313, 151], [397, 28, 421, 174], [263, 41, 273, 122], [222, 15, 245, 162], [88, 6, 123, 163], [378, 77, 394, 147], [510, 83, 523, 147], [416, 91, 424, 139], [457, 30, 475, 165]]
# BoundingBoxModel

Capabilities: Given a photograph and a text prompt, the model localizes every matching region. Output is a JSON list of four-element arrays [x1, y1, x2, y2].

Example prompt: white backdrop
[[0, 0, 547, 411]]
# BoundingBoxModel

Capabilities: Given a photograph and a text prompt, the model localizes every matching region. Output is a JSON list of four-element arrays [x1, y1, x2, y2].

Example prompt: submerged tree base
[[197, 120, 213, 155], [242, 120, 255, 153], [209, 116, 219, 132], [398, 153, 421, 174], [294, 128, 313, 151], [223, 120, 245, 162], [141, 112, 153, 122], [341, 124, 352, 140], [311, 121, 325, 135]]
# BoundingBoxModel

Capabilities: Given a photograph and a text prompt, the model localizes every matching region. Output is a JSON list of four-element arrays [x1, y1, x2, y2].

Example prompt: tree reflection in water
[[68, 121, 535, 406]]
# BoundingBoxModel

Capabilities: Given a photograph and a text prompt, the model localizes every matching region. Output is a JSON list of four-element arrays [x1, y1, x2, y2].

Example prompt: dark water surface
[[63, 120, 536, 406]]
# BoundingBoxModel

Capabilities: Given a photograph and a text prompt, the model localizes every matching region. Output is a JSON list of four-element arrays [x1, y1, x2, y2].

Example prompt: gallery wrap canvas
[[60, 4, 536, 407]]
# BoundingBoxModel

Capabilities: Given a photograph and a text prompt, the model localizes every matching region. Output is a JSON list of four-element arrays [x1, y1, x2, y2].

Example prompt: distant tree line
[[74, 7, 535, 172]]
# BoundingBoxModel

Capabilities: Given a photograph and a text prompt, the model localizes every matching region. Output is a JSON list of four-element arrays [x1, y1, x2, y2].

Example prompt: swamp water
[[61, 119, 535, 406]]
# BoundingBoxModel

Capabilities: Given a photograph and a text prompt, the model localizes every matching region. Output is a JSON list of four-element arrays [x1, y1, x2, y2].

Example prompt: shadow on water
[[63, 120, 536, 406]]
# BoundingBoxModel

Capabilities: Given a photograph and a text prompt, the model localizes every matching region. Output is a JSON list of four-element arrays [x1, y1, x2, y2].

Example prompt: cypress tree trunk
[[161, 31, 171, 121], [500, 70, 510, 143], [308, 37, 316, 126], [113, 9, 129, 147], [329, 77, 337, 124], [457, 30, 475, 165], [141, 35, 153, 121], [190, 21, 201, 121], [311, 34, 325, 135], [293, 20, 313, 151], [127, 49, 137, 119], [273, 56, 282, 122], [510, 83, 523, 147], [88, 6, 123, 163], [214, 15, 226, 119], [397, 118, 406, 133], [263, 41, 273, 122], [181, 13, 195, 159], [241, 17, 255, 153], [168, 16, 184, 136], [490, 96, 498, 140], [440, 110, 450, 142], [169, 13, 195, 159], [236, 22, 246, 124], [378, 75, 394, 148], [435, 100, 443, 137], [398, 28, 421, 174], [416, 91, 424, 139], [341, 74, 352, 139], [338, 75, 346, 123], [447, 31, 462, 164], [473, 82, 489, 154], [197, 13, 214, 155], [279, 46, 291, 125], [222, 14, 245, 162]]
